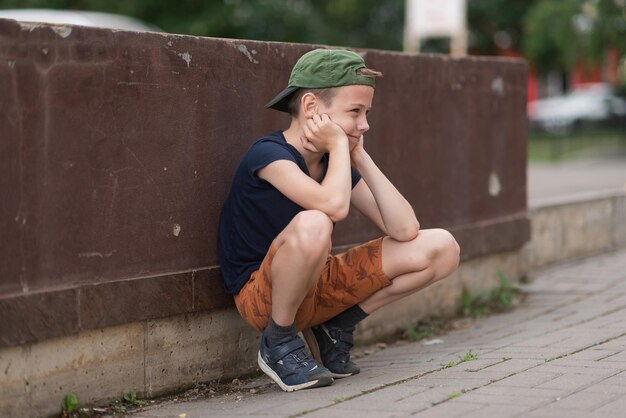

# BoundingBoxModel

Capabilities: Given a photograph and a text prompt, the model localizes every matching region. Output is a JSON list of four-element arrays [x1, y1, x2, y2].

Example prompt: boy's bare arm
[[350, 142, 420, 242], [258, 115, 352, 222]]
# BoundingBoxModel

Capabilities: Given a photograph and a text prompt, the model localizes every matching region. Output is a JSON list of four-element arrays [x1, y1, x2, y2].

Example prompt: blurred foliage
[[523, 0, 585, 73], [467, 0, 536, 55], [469, 0, 626, 76], [0, 0, 405, 51], [587, 0, 626, 61], [1, 0, 625, 78], [523, 0, 626, 74]]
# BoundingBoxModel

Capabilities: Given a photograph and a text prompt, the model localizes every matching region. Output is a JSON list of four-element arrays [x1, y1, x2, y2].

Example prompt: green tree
[[586, 0, 626, 61], [523, 0, 626, 75], [467, 0, 536, 55], [523, 0, 585, 74], [0, 0, 406, 51]]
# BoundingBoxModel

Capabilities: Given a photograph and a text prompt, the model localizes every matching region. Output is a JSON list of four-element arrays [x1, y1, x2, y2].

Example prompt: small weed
[[459, 271, 522, 318], [441, 361, 457, 369], [122, 389, 145, 406], [333, 396, 347, 403], [61, 393, 79, 415], [442, 350, 478, 370], [491, 271, 514, 307], [401, 322, 433, 342], [459, 350, 478, 362], [448, 392, 461, 400], [109, 401, 126, 414], [460, 286, 486, 317], [109, 388, 145, 413]]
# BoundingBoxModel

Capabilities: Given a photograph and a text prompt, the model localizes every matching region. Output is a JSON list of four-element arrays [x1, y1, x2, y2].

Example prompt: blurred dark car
[[528, 83, 626, 134], [0, 8, 161, 32]]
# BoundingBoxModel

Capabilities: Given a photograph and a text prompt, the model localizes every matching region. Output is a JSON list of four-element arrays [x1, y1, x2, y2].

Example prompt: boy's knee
[[288, 210, 333, 256], [428, 229, 460, 276]]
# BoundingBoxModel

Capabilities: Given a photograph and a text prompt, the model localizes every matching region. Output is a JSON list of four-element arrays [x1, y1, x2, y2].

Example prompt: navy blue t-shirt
[[218, 131, 362, 294]]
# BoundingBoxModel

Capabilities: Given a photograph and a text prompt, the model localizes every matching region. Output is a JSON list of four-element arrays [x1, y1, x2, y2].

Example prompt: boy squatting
[[218, 48, 460, 392]]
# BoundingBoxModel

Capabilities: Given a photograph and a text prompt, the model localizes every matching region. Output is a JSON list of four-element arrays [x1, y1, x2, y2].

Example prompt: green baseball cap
[[265, 48, 376, 113]]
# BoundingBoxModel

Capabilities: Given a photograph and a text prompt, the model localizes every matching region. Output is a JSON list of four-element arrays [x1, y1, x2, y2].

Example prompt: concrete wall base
[[1, 192, 624, 417], [0, 310, 259, 418], [524, 191, 626, 270]]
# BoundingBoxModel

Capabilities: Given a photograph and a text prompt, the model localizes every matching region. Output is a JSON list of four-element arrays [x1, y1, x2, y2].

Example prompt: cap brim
[[265, 86, 299, 113]]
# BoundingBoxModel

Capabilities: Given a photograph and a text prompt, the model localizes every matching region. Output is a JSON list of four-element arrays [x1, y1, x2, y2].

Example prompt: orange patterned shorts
[[234, 237, 391, 332]]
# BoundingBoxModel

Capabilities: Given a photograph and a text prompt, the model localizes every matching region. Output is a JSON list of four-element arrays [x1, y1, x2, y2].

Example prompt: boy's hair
[[287, 67, 383, 117]]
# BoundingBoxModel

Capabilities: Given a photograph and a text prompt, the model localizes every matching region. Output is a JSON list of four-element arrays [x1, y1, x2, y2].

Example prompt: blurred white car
[[0, 8, 160, 32], [528, 83, 626, 134]]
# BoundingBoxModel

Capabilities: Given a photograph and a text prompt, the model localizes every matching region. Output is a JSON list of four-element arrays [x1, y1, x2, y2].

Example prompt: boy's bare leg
[[269, 210, 333, 326], [309, 229, 458, 379], [359, 228, 460, 313], [255, 210, 335, 392]]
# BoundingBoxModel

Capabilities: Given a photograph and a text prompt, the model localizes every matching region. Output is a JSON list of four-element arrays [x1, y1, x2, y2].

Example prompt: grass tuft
[[460, 271, 523, 318]]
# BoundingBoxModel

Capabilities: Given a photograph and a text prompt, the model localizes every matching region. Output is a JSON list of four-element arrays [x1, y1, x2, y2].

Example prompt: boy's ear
[[301, 92, 318, 118]]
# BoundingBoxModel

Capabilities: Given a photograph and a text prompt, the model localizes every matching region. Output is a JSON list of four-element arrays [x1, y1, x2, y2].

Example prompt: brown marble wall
[[0, 18, 529, 347]]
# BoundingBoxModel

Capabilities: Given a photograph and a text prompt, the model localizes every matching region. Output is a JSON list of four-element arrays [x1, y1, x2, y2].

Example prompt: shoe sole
[[331, 369, 360, 379], [257, 351, 333, 392]]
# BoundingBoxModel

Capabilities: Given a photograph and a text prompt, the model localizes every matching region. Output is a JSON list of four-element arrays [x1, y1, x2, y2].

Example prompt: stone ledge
[[0, 269, 233, 349], [524, 191, 626, 269], [528, 187, 625, 210]]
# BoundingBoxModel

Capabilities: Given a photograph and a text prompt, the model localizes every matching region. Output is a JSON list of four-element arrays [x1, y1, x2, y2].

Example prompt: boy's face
[[315, 85, 374, 151]]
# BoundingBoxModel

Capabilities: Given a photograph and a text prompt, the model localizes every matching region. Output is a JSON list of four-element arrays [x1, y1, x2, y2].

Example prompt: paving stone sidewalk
[[130, 248, 626, 418]]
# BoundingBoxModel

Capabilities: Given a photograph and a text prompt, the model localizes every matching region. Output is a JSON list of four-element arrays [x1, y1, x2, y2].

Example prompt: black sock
[[265, 317, 297, 347], [326, 305, 368, 331]]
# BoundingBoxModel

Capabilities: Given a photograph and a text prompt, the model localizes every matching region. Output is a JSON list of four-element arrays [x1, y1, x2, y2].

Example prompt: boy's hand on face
[[302, 114, 348, 153], [349, 134, 369, 168]]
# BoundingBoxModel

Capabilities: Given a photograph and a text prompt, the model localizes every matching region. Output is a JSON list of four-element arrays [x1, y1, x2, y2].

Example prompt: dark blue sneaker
[[312, 324, 360, 378], [258, 333, 333, 392]]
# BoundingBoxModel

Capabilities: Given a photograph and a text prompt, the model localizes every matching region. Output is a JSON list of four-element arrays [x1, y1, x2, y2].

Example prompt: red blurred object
[[497, 47, 538, 104]]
